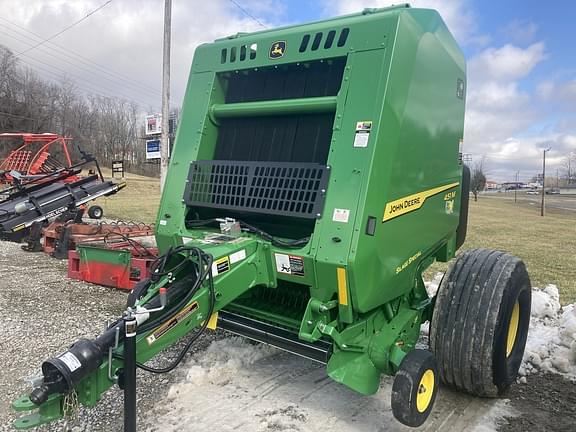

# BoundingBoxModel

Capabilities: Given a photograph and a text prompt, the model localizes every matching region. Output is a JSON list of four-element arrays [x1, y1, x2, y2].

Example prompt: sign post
[[112, 160, 124, 178]]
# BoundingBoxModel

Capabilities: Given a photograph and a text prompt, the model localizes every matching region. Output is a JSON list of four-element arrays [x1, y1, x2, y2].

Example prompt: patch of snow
[[470, 399, 515, 432], [425, 272, 444, 297], [167, 337, 278, 393], [520, 284, 576, 378]]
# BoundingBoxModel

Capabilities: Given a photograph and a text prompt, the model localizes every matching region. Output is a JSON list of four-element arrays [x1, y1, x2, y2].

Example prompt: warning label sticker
[[353, 120, 372, 148], [275, 254, 305, 276], [229, 249, 246, 264], [59, 352, 81, 372], [332, 208, 350, 223], [211, 256, 230, 276], [147, 301, 199, 345]]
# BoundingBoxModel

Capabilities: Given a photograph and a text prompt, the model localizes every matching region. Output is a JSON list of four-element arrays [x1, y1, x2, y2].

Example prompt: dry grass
[[427, 196, 576, 304], [95, 175, 576, 304], [95, 176, 161, 224]]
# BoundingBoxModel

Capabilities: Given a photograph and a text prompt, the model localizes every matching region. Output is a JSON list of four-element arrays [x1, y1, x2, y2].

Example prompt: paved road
[[483, 192, 576, 212]]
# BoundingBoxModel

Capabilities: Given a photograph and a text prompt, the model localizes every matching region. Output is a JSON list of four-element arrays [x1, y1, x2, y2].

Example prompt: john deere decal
[[269, 41, 286, 59]]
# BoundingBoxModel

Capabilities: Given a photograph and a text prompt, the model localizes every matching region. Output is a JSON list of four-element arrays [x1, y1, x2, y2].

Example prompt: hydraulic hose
[[185, 218, 310, 248], [115, 245, 216, 374]]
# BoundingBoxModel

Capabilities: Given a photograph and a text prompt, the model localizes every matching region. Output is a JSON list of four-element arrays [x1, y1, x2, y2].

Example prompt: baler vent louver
[[184, 160, 330, 219], [221, 43, 257, 64], [299, 28, 349, 53]]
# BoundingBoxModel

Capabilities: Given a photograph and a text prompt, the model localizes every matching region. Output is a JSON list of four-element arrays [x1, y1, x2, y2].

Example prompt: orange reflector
[[337, 267, 348, 306]]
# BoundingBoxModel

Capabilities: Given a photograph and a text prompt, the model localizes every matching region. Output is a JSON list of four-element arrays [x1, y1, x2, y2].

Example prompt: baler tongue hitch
[[13, 5, 532, 430]]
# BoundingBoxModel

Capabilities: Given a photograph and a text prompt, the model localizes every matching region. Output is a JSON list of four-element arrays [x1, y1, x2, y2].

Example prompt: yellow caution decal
[[337, 267, 348, 306], [146, 301, 198, 345], [383, 182, 459, 222]]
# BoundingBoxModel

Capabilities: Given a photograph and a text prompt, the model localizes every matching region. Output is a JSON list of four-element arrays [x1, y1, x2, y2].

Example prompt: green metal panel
[[12, 7, 470, 428], [153, 4, 466, 392]]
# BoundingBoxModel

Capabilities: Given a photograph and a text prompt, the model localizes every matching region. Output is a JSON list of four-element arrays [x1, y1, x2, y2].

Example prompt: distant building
[[485, 180, 499, 190], [501, 182, 525, 190]]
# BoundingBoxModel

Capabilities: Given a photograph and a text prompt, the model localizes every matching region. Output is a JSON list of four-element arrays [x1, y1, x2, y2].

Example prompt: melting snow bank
[[167, 337, 278, 390], [520, 284, 576, 378]]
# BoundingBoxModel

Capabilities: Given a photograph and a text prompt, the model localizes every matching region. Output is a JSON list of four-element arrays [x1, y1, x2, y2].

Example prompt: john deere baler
[[13, 4, 531, 429]]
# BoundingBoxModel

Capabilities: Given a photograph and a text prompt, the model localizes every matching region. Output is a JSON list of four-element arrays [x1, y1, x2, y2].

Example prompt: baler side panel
[[155, 71, 219, 252], [312, 48, 391, 311], [348, 10, 466, 312]]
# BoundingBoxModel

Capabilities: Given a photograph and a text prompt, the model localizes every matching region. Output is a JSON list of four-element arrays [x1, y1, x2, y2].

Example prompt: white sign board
[[145, 114, 162, 136], [146, 139, 161, 160]]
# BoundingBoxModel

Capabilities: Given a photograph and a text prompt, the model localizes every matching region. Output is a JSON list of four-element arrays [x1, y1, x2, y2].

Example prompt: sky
[[0, 0, 575, 182]]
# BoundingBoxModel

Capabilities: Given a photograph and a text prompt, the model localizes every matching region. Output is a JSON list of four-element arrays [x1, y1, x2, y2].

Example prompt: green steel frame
[[13, 4, 466, 428]]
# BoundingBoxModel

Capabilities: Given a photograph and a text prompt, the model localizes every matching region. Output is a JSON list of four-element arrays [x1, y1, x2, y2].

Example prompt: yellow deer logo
[[269, 41, 286, 58]]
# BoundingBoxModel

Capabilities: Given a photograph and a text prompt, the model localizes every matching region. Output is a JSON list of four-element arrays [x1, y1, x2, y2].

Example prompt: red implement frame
[[0, 133, 74, 181], [43, 221, 155, 255], [68, 242, 158, 290]]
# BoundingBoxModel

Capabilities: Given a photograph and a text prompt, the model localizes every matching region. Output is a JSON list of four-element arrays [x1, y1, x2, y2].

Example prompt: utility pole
[[569, 151, 573, 185], [514, 171, 519, 203], [541, 147, 550, 217], [160, 0, 172, 192]]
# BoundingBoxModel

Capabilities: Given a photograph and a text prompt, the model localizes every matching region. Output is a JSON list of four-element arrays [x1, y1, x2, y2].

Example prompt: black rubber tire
[[430, 248, 531, 397], [88, 205, 103, 219], [391, 349, 439, 428]]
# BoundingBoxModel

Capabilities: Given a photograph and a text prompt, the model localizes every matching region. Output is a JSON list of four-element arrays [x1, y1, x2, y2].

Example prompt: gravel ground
[[2, 239, 575, 432], [0, 240, 222, 432], [500, 373, 576, 432]]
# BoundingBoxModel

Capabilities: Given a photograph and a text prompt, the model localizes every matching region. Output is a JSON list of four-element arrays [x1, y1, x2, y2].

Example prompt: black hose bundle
[[185, 218, 310, 248], [119, 245, 216, 374]]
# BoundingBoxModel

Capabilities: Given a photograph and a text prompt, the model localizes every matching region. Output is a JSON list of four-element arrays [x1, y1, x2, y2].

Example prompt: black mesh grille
[[184, 160, 330, 219]]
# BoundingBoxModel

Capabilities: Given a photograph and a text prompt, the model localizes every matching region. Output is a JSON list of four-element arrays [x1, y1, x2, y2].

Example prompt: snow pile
[[167, 337, 278, 393], [520, 284, 576, 378], [143, 338, 280, 432], [425, 272, 444, 297], [417, 272, 444, 346]]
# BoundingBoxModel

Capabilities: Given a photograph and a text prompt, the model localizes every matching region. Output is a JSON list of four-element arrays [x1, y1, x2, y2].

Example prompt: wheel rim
[[416, 369, 435, 413], [506, 301, 520, 357]]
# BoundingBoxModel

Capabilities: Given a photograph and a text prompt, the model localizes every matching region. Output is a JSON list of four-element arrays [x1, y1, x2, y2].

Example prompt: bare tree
[[470, 159, 487, 202], [563, 152, 576, 185]]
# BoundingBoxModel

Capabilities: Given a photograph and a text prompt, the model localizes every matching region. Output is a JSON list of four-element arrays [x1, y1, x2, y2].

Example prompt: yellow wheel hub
[[506, 301, 520, 357], [416, 369, 435, 413]]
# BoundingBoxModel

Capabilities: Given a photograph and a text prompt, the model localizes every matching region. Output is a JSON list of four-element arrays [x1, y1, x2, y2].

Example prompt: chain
[[61, 390, 80, 431]]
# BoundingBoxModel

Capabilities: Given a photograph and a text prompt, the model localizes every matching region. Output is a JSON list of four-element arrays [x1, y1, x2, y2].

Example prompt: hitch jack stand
[[123, 316, 137, 432]]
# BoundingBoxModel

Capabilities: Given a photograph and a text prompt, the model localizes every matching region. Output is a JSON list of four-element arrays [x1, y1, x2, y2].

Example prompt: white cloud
[[476, 134, 576, 181], [537, 79, 576, 108], [329, 0, 477, 44], [0, 0, 271, 109], [468, 43, 546, 83]]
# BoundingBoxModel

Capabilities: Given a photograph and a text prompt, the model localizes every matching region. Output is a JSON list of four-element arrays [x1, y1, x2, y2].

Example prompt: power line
[[17, 55, 156, 108], [227, 0, 267, 28], [15, 0, 114, 57], [0, 17, 162, 98], [0, 29, 161, 103], [16, 56, 158, 110]]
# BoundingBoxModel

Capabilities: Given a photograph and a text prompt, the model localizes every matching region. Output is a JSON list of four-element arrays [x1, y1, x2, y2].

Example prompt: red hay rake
[[0, 133, 74, 183]]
